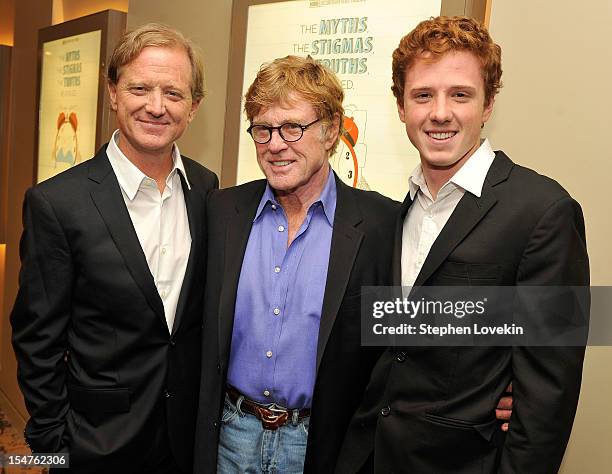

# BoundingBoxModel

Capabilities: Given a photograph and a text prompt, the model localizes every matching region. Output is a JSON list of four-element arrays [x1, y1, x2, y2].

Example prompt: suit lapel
[[218, 182, 267, 360], [171, 168, 202, 336], [316, 177, 364, 372], [88, 148, 166, 329], [412, 151, 513, 286]]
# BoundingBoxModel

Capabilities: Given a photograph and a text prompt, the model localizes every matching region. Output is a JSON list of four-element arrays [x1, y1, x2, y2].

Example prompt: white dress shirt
[[106, 130, 192, 332], [401, 139, 496, 287]]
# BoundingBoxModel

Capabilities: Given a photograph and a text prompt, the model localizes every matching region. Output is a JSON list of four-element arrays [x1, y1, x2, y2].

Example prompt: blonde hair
[[107, 23, 205, 102], [244, 55, 344, 153], [392, 16, 502, 106]]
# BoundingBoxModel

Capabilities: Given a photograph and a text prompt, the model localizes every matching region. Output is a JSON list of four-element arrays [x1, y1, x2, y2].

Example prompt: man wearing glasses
[[193, 55, 398, 473]]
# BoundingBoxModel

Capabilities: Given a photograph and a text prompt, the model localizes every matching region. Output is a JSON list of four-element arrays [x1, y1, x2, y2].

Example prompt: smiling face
[[398, 50, 494, 175], [108, 46, 200, 161], [252, 94, 339, 202]]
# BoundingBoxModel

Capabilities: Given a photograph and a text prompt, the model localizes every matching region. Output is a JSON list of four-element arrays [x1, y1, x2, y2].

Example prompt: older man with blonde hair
[[11, 23, 217, 473], [194, 55, 398, 473]]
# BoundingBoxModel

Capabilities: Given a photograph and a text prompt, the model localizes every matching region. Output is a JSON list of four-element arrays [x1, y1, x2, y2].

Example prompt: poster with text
[[37, 29, 101, 183], [236, 0, 441, 201]]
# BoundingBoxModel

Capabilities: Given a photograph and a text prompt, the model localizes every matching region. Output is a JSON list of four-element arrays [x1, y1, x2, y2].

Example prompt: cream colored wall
[[487, 0, 612, 471], [126, 0, 233, 177]]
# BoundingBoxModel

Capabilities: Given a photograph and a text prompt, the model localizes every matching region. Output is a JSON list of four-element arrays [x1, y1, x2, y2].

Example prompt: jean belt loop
[[236, 394, 245, 416], [291, 409, 299, 426]]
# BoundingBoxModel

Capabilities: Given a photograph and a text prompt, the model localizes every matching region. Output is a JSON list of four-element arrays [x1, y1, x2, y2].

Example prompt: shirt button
[[278, 225, 285, 232], [381, 406, 391, 417], [263, 390, 270, 397], [161, 290, 167, 299], [274, 266, 281, 273], [273, 308, 280, 316], [266, 351, 273, 358], [271, 204, 277, 210], [161, 246, 167, 255]]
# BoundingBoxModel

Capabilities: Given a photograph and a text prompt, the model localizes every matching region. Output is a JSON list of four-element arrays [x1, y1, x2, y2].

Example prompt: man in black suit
[[337, 16, 589, 474], [193, 55, 398, 474], [10, 24, 218, 473]]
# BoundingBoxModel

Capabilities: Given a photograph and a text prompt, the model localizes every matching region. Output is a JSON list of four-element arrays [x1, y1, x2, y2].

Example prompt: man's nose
[[145, 89, 165, 117], [429, 96, 453, 123], [267, 128, 288, 152]]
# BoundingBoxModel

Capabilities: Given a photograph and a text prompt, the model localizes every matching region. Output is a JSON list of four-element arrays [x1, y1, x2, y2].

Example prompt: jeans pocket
[[221, 396, 239, 424]]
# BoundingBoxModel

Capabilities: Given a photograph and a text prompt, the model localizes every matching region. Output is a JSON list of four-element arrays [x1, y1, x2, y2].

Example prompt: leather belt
[[226, 386, 310, 431]]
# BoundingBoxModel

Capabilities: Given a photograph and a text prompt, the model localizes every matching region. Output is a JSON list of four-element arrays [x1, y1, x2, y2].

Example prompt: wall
[[487, 0, 612, 471], [127, 0, 233, 177], [0, 0, 54, 427], [59, 0, 127, 22], [0, 0, 15, 45]]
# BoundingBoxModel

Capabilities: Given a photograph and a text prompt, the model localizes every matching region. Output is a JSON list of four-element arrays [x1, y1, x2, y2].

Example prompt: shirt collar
[[450, 139, 495, 197], [407, 138, 495, 200], [106, 129, 191, 200], [408, 165, 426, 201], [254, 166, 337, 225]]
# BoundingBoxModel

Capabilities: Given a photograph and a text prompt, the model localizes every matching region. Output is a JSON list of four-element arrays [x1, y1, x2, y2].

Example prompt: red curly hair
[[392, 16, 502, 106]]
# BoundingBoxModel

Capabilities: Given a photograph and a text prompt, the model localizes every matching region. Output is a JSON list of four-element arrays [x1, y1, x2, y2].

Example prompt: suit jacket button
[[213, 421, 219, 428], [381, 406, 391, 417], [396, 354, 406, 362], [163, 389, 171, 399], [217, 364, 221, 373], [169, 339, 176, 347]]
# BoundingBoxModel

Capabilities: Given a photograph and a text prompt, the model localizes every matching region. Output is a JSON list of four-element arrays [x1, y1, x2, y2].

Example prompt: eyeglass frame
[[246, 118, 321, 144]]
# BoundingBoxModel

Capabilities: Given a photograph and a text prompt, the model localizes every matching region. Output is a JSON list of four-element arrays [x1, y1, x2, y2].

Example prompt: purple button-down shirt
[[226, 171, 337, 409]]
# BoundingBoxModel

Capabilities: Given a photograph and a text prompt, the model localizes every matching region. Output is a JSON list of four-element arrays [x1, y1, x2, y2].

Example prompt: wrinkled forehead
[[253, 93, 318, 123]]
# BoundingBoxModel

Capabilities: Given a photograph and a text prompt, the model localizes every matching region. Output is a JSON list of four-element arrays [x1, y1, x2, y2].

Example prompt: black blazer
[[10, 146, 218, 473], [193, 175, 399, 473], [336, 151, 590, 474]]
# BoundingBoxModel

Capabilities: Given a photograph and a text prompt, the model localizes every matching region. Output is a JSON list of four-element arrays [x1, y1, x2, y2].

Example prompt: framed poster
[[35, 9, 126, 183]]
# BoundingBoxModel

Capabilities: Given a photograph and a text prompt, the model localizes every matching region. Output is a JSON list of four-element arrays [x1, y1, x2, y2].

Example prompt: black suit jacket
[[193, 175, 399, 473], [10, 146, 218, 473], [337, 151, 590, 474]]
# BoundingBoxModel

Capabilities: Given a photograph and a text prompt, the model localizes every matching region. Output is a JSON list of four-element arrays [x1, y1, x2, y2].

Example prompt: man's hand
[[495, 382, 513, 431]]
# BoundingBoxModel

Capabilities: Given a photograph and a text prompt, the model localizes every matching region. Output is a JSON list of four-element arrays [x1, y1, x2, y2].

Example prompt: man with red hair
[[337, 16, 588, 473]]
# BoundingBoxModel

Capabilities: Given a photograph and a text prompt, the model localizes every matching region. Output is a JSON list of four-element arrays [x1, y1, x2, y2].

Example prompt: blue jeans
[[217, 394, 309, 473]]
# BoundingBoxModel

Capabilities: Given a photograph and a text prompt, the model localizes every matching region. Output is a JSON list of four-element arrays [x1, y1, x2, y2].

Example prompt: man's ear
[[188, 98, 202, 123], [108, 81, 118, 111], [397, 98, 406, 123], [482, 96, 495, 124], [324, 113, 341, 151]]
